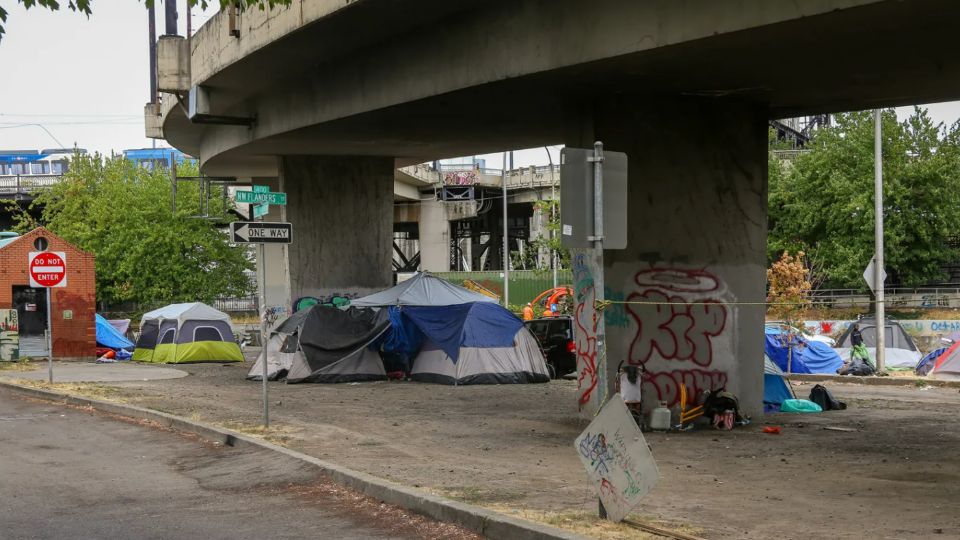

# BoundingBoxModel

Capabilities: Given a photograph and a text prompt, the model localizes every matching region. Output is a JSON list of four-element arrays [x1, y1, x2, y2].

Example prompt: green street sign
[[236, 191, 287, 205], [253, 185, 270, 193], [253, 203, 269, 218]]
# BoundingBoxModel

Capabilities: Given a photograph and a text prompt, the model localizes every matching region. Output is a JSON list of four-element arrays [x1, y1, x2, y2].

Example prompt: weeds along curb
[[0, 380, 591, 540]]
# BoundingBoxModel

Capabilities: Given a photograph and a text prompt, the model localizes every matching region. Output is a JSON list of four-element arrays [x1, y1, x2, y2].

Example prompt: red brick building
[[0, 227, 96, 360]]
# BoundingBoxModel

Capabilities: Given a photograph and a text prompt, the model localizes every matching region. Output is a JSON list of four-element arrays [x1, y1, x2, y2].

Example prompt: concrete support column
[[280, 156, 394, 306], [419, 199, 451, 272], [567, 97, 767, 418]]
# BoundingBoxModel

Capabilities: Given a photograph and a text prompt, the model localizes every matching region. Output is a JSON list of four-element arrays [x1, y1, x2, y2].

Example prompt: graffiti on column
[[0, 310, 19, 362], [573, 251, 601, 416], [293, 293, 359, 313], [625, 268, 732, 407]]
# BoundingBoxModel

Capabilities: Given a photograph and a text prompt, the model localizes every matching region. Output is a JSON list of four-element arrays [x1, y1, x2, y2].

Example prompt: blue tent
[[764, 326, 843, 374], [96, 314, 135, 350], [401, 303, 550, 385], [764, 355, 795, 412], [917, 347, 947, 376]]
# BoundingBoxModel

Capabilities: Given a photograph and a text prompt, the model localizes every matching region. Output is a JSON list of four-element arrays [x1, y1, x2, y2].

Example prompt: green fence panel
[[433, 270, 573, 306]]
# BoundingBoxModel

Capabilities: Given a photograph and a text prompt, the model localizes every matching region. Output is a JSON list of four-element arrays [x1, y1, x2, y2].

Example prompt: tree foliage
[[7, 152, 254, 307], [768, 108, 960, 288], [767, 251, 812, 330], [510, 194, 571, 275], [0, 0, 292, 42]]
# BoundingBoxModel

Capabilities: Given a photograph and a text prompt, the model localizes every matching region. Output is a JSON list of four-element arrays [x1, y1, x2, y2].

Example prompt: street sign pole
[[591, 141, 608, 519], [259, 210, 269, 428], [46, 287, 52, 384], [875, 110, 886, 373]]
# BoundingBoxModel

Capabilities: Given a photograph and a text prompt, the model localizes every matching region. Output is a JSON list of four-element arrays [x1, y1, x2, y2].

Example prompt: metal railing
[[810, 285, 960, 309], [0, 174, 64, 194]]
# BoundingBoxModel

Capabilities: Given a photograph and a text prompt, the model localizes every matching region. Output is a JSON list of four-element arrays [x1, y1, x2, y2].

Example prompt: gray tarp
[[350, 272, 497, 307]]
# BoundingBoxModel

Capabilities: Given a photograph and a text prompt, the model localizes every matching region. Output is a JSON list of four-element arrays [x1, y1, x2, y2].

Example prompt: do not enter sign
[[29, 251, 67, 288]]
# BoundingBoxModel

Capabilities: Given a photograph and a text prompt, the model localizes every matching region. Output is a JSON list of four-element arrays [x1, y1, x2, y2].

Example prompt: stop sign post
[[29, 252, 67, 288]]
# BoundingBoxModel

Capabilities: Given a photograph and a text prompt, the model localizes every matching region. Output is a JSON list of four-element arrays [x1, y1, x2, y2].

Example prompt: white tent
[[351, 272, 497, 307]]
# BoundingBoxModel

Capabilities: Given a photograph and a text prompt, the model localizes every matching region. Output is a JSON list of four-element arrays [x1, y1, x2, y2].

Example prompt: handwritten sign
[[575, 395, 660, 522]]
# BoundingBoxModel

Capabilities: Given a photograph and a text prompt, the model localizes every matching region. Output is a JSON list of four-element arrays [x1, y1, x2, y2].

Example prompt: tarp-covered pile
[[96, 314, 134, 350], [248, 305, 390, 383], [764, 326, 844, 374]]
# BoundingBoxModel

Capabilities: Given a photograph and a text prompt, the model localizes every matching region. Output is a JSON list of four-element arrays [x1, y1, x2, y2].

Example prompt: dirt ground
[[19, 357, 960, 540]]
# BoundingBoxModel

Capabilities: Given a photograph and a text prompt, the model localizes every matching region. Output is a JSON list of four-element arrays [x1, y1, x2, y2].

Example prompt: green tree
[[7, 152, 254, 307], [0, 0, 291, 41], [510, 195, 570, 274], [768, 108, 960, 288]]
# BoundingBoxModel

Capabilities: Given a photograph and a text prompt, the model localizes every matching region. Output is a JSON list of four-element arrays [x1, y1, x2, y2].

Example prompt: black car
[[524, 316, 575, 379]]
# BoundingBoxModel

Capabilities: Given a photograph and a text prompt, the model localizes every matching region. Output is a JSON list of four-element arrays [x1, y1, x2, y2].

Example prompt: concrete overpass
[[147, 0, 960, 416]]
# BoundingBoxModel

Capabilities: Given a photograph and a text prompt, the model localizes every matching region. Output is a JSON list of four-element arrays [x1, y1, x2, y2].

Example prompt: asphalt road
[[0, 390, 476, 540]]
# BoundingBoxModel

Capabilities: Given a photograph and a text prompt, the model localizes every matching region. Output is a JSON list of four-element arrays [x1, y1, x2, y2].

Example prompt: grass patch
[[490, 507, 704, 540], [358, 441, 383, 447], [0, 360, 40, 373], [212, 420, 299, 447], [440, 486, 526, 505], [4, 378, 126, 402]]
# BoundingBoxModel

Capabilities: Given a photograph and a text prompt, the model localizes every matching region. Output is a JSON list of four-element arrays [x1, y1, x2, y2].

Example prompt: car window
[[527, 321, 550, 340], [547, 320, 571, 339]]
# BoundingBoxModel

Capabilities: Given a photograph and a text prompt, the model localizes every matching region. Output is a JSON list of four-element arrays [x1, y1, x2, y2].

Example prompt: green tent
[[132, 302, 243, 364]]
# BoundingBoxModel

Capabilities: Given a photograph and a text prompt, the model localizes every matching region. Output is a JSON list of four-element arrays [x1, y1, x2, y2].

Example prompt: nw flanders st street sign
[[236, 191, 287, 205], [230, 222, 293, 244]]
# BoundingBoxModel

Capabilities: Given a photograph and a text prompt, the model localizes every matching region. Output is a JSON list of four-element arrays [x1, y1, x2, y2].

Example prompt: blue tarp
[[403, 303, 524, 362], [372, 307, 425, 364], [764, 327, 843, 374], [95, 314, 135, 350]]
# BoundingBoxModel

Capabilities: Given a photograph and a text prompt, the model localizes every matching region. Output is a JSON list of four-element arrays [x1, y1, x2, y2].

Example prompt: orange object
[[522, 305, 534, 321], [763, 427, 782, 435]]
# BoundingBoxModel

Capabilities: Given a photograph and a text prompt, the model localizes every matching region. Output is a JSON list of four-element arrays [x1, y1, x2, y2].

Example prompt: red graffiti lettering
[[626, 290, 726, 367], [643, 369, 728, 407], [819, 321, 835, 334], [575, 297, 599, 411], [481, 280, 504, 298]]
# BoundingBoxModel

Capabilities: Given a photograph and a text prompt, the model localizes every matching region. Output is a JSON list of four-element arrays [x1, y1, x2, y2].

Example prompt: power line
[[0, 113, 139, 118]]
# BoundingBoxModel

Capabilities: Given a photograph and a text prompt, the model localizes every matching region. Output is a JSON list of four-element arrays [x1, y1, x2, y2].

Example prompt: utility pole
[[185, 0, 192, 37], [502, 152, 509, 307], [546, 146, 558, 289], [164, 0, 178, 35], [148, 4, 157, 103], [875, 110, 885, 373]]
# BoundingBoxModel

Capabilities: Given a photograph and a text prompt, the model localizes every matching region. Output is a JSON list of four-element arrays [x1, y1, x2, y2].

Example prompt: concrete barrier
[[0, 380, 592, 540]]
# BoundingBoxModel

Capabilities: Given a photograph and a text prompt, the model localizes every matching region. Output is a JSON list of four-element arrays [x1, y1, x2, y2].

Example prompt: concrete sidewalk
[[0, 362, 187, 383]]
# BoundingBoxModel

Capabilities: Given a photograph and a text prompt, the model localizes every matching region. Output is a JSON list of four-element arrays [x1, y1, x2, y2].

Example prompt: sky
[[2, 3, 960, 168]]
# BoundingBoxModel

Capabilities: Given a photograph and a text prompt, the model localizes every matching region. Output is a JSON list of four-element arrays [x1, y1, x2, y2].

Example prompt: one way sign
[[230, 222, 293, 244]]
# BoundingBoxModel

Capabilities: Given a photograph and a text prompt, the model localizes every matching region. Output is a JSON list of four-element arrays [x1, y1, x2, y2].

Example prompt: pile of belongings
[[840, 343, 877, 376]]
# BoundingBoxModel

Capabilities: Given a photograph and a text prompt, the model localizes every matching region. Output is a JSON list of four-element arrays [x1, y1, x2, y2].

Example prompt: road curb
[[0, 380, 592, 540], [789, 373, 960, 389]]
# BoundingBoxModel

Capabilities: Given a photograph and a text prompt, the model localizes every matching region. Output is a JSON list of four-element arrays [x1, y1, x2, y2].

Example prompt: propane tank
[[649, 401, 672, 431]]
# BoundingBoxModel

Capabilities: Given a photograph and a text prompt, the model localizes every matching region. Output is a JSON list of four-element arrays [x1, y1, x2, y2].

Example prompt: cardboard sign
[[575, 395, 660, 523]]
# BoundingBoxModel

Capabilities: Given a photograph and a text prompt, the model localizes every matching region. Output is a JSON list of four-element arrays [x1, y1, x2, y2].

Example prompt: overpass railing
[[0, 174, 64, 196], [810, 285, 960, 309]]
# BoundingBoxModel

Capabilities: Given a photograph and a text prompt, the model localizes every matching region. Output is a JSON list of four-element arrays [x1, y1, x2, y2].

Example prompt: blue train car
[[123, 148, 193, 171], [0, 148, 86, 177]]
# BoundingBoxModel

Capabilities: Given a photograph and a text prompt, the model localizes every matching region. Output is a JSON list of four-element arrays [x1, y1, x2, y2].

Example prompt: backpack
[[702, 388, 748, 428], [809, 384, 846, 411]]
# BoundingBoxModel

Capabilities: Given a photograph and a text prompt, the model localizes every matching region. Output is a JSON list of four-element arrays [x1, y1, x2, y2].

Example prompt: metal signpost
[[230, 186, 290, 428], [29, 251, 67, 384], [560, 142, 628, 520], [874, 110, 886, 373]]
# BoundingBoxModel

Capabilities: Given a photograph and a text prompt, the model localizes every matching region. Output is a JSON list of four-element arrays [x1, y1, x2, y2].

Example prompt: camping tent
[[405, 303, 550, 385], [764, 354, 795, 411], [96, 314, 135, 350], [248, 305, 391, 383], [917, 347, 948, 376], [350, 272, 497, 307], [764, 326, 844, 374], [246, 307, 312, 381], [926, 341, 960, 379], [132, 303, 243, 364], [835, 317, 921, 369], [351, 274, 549, 385]]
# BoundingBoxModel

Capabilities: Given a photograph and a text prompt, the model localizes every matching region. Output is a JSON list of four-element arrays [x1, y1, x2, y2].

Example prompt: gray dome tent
[[835, 316, 921, 369]]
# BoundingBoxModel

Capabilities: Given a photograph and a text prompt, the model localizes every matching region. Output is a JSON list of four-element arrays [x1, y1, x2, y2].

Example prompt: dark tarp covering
[[403, 303, 524, 362], [286, 306, 391, 383]]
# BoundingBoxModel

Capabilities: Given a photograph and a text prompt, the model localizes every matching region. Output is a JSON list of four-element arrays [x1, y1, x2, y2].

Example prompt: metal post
[[46, 287, 52, 384], [260, 237, 269, 428], [502, 152, 509, 308], [546, 146, 558, 288], [875, 110, 885, 373], [185, 0, 192, 37], [164, 0, 178, 36], [148, 4, 157, 104], [592, 141, 608, 520]]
